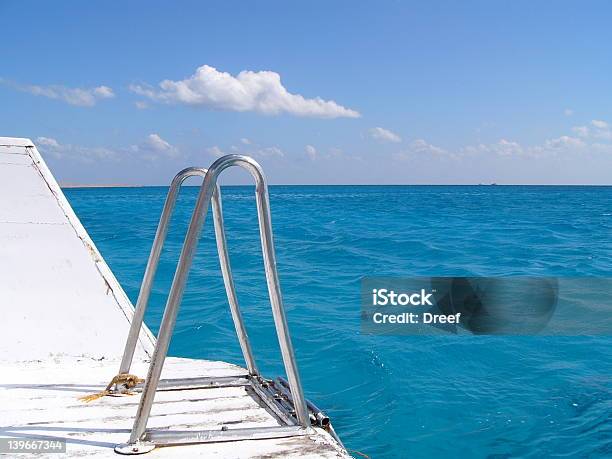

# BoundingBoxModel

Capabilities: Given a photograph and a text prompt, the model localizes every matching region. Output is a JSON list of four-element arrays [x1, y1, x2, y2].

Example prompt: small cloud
[[145, 134, 178, 156], [572, 120, 611, 140], [305, 145, 317, 160], [206, 146, 225, 158], [2, 78, 114, 107], [35, 136, 118, 162], [130, 64, 360, 118], [544, 135, 585, 149], [93, 86, 114, 98], [463, 139, 535, 158], [564, 108, 574, 116], [36, 136, 60, 148], [240, 138, 251, 145], [398, 118, 612, 165], [251, 146, 284, 158], [394, 139, 453, 161], [368, 127, 402, 143], [591, 120, 612, 140], [208, 141, 285, 160], [135, 101, 149, 109], [572, 125, 589, 137], [492, 139, 524, 156], [409, 139, 447, 155], [462, 135, 590, 159], [132, 134, 179, 159]]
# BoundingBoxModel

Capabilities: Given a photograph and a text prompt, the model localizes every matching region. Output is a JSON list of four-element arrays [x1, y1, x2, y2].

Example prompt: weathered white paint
[[0, 137, 155, 362], [0, 356, 348, 458], [0, 138, 350, 457]]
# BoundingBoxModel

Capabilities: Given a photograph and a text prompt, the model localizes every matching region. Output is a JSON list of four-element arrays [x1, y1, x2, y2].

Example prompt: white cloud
[[572, 125, 589, 137], [368, 127, 401, 143], [135, 101, 149, 109], [93, 86, 114, 98], [145, 134, 176, 153], [571, 120, 611, 140], [130, 65, 360, 118], [393, 139, 449, 161], [206, 146, 225, 158], [207, 142, 284, 160], [251, 146, 284, 158], [131, 134, 179, 159], [36, 136, 60, 148], [35, 137, 118, 161], [305, 145, 317, 160], [397, 118, 611, 164], [35, 134, 183, 164], [409, 139, 447, 155], [564, 108, 574, 116], [240, 138, 251, 145], [461, 119, 612, 159], [2, 78, 114, 107], [460, 133, 595, 160], [491, 139, 524, 156], [544, 135, 585, 150], [591, 120, 612, 140]]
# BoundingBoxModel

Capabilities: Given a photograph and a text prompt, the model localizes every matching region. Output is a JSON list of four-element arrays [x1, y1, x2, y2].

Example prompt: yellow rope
[[348, 450, 371, 459], [79, 373, 144, 403]]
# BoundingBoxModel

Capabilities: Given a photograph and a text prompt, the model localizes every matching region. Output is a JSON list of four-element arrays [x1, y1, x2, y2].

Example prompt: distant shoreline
[[60, 184, 144, 189]]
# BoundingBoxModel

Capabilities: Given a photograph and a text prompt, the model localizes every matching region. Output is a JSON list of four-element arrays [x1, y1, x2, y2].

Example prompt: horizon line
[[60, 183, 612, 189]]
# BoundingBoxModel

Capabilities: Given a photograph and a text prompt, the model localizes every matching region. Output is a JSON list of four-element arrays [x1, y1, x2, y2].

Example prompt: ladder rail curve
[[127, 155, 309, 445]]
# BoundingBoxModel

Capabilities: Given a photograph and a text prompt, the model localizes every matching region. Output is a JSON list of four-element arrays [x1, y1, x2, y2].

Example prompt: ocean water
[[64, 185, 612, 459]]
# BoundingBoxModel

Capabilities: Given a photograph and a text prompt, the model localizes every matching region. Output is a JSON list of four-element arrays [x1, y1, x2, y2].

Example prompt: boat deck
[[0, 138, 154, 362], [0, 356, 346, 458], [0, 137, 349, 458]]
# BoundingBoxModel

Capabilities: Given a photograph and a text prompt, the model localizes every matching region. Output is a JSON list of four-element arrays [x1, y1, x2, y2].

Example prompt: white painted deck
[[0, 357, 346, 458], [0, 138, 350, 458], [0, 137, 154, 362]]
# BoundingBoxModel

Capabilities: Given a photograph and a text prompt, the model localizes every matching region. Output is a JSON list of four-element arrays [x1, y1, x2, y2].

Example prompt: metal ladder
[[114, 155, 338, 454]]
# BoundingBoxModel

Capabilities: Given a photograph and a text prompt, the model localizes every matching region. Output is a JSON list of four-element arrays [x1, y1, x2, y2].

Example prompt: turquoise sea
[[65, 185, 612, 458]]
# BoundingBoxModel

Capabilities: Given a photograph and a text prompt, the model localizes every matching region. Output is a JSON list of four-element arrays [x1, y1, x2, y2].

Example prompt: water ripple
[[65, 185, 612, 458]]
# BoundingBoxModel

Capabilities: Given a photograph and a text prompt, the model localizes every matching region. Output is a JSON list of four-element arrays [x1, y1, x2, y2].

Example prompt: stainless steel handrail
[[119, 166, 257, 376], [127, 155, 309, 445]]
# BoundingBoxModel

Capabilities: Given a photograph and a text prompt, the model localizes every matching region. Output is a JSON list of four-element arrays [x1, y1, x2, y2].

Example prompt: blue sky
[[1, 0, 611, 184]]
